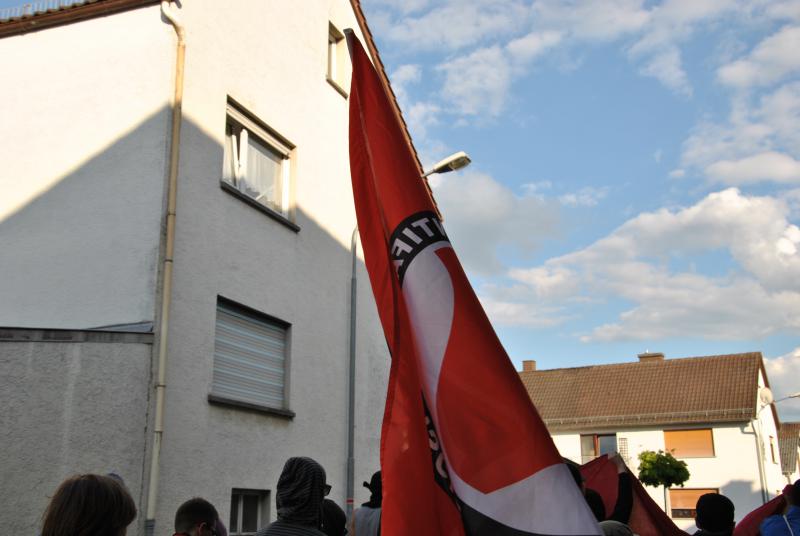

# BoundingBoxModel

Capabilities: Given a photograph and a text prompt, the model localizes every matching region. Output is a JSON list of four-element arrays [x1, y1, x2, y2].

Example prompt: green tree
[[637, 450, 690, 515]]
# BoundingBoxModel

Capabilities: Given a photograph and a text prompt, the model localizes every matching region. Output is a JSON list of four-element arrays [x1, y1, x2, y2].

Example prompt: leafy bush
[[638, 450, 690, 488]]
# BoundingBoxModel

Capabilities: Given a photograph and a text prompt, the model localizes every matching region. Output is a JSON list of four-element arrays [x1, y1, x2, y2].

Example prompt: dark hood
[[276, 457, 327, 527]]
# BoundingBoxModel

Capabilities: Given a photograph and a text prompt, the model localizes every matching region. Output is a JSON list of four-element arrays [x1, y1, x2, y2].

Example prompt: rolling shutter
[[212, 300, 287, 409]]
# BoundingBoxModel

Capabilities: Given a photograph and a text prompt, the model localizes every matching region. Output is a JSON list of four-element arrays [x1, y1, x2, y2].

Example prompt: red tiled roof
[[0, 0, 158, 37], [519, 353, 765, 431], [779, 422, 800, 476]]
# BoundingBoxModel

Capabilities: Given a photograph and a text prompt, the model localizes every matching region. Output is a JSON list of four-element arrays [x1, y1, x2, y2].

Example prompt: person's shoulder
[[759, 513, 787, 532]]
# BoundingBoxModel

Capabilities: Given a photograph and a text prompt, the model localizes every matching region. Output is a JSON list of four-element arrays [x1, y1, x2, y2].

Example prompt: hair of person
[[585, 488, 606, 522], [695, 493, 735, 532], [788, 480, 800, 505], [41, 473, 137, 536], [565, 461, 584, 488], [174, 497, 219, 533], [599, 520, 634, 536]]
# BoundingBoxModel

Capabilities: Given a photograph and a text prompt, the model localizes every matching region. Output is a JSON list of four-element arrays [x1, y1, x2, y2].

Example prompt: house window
[[222, 101, 293, 218], [210, 298, 290, 413], [580, 434, 617, 464], [327, 23, 348, 96], [664, 429, 715, 458], [229, 489, 269, 536], [669, 488, 718, 519]]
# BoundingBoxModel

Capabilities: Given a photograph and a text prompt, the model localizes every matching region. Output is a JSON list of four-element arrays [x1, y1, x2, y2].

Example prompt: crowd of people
[[36, 455, 798, 536]]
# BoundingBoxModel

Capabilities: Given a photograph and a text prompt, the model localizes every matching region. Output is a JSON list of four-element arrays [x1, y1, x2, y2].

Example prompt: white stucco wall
[[149, 0, 388, 533], [0, 335, 152, 535], [0, 6, 173, 329]]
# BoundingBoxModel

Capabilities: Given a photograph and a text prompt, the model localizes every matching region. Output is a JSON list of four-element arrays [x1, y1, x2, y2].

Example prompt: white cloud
[[680, 82, 800, 184], [437, 46, 512, 116], [669, 168, 686, 178], [381, 1, 530, 51], [531, 0, 650, 42], [506, 30, 563, 65], [558, 186, 609, 207], [432, 170, 560, 274], [718, 25, 800, 88], [497, 189, 800, 337], [765, 347, 800, 421], [705, 151, 800, 184], [638, 47, 692, 96]]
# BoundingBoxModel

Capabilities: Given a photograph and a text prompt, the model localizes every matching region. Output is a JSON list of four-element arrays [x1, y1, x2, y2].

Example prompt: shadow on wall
[[0, 109, 389, 536], [0, 108, 171, 330], [722, 479, 770, 522]]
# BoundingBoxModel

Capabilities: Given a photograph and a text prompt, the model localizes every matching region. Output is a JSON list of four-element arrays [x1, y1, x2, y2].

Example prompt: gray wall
[[0, 330, 153, 535]]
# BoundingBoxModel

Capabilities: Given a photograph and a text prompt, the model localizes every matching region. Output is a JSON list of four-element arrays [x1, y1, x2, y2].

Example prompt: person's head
[[565, 461, 585, 492], [321, 499, 347, 536], [174, 497, 219, 536], [695, 493, 735, 533], [41, 473, 137, 536], [599, 520, 634, 536], [584, 488, 606, 522], [276, 457, 329, 528], [786, 480, 800, 506], [362, 470, 382, 508]]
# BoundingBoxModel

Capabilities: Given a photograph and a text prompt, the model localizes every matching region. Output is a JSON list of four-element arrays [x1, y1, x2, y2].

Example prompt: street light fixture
[[422, 151, 472, 177]]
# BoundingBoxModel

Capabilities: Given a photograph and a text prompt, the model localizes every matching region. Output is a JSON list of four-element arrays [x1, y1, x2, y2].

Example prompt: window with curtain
[[211, 298, 289, 411], [222, 101, 293, 218], [664, 429, 715, 458]]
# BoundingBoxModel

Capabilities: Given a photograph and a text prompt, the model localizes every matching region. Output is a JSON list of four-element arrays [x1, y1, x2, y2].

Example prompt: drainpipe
[[346, 226, 359, 519], [145, 3, 185, 535], [752, 417, 769, 504]]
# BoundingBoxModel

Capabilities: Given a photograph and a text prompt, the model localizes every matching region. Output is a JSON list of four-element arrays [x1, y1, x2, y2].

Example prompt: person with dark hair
[[599, 520, 634, 536], [348, 470, 381, 536], [761, 480, 800, 536], [256, 456, 330, 536], [694, 493, 735, 536], [41, 473, 137, 536], [174, 497, 219, 536], [321, 499, 347, 536]]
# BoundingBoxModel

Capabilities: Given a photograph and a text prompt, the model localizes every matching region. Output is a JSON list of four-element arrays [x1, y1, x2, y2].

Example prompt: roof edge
[[520, 352, 764, 375], [0, 0, 160, 38]]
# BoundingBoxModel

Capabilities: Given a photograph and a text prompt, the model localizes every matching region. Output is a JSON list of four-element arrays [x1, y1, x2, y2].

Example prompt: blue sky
[[360, 0, 800, 420]]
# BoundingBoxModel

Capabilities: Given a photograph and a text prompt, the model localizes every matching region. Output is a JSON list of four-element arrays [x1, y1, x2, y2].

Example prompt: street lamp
[[346, 152, 471, 519], [422, 151, 472, 177]]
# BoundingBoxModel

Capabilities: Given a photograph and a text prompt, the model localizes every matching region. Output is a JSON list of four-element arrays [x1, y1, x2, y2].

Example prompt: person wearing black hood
[[348, 471, 381, 536], [256, 457, 330, 536]]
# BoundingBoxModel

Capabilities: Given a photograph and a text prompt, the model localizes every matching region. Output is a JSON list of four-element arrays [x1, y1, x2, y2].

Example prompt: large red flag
[[346, 31, 601, 536]]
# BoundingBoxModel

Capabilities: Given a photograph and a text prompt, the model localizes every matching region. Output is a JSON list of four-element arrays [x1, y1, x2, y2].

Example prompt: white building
[[0, 1, 415, 534], [519, 352, 788, 530]]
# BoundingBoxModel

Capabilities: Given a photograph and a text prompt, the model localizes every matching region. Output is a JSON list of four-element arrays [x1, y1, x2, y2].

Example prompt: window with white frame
[[211, 298, 289, 412], [222, 101, 293, 218], [327, 23, 347, 96], [229, 489, 269, 536]]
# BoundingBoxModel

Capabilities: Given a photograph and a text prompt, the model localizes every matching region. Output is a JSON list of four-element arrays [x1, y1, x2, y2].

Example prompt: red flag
[[733, 485, 790, 536], [347, 31, 601, 536], [580, 455, 686, 536]]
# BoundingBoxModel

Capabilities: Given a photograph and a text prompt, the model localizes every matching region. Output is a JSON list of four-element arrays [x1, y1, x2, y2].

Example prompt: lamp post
[[345, 151, 471, 519]]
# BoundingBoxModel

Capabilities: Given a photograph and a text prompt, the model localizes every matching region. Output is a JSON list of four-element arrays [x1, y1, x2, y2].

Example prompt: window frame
[[229, 488, 270, 536], [326, 22, 348, 97], [669, 488, 719, 519], [664, 428, 716, 459], [580, 433, 618, 464], [221, 99, 299, 232], [208, 296, 295, 419]]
